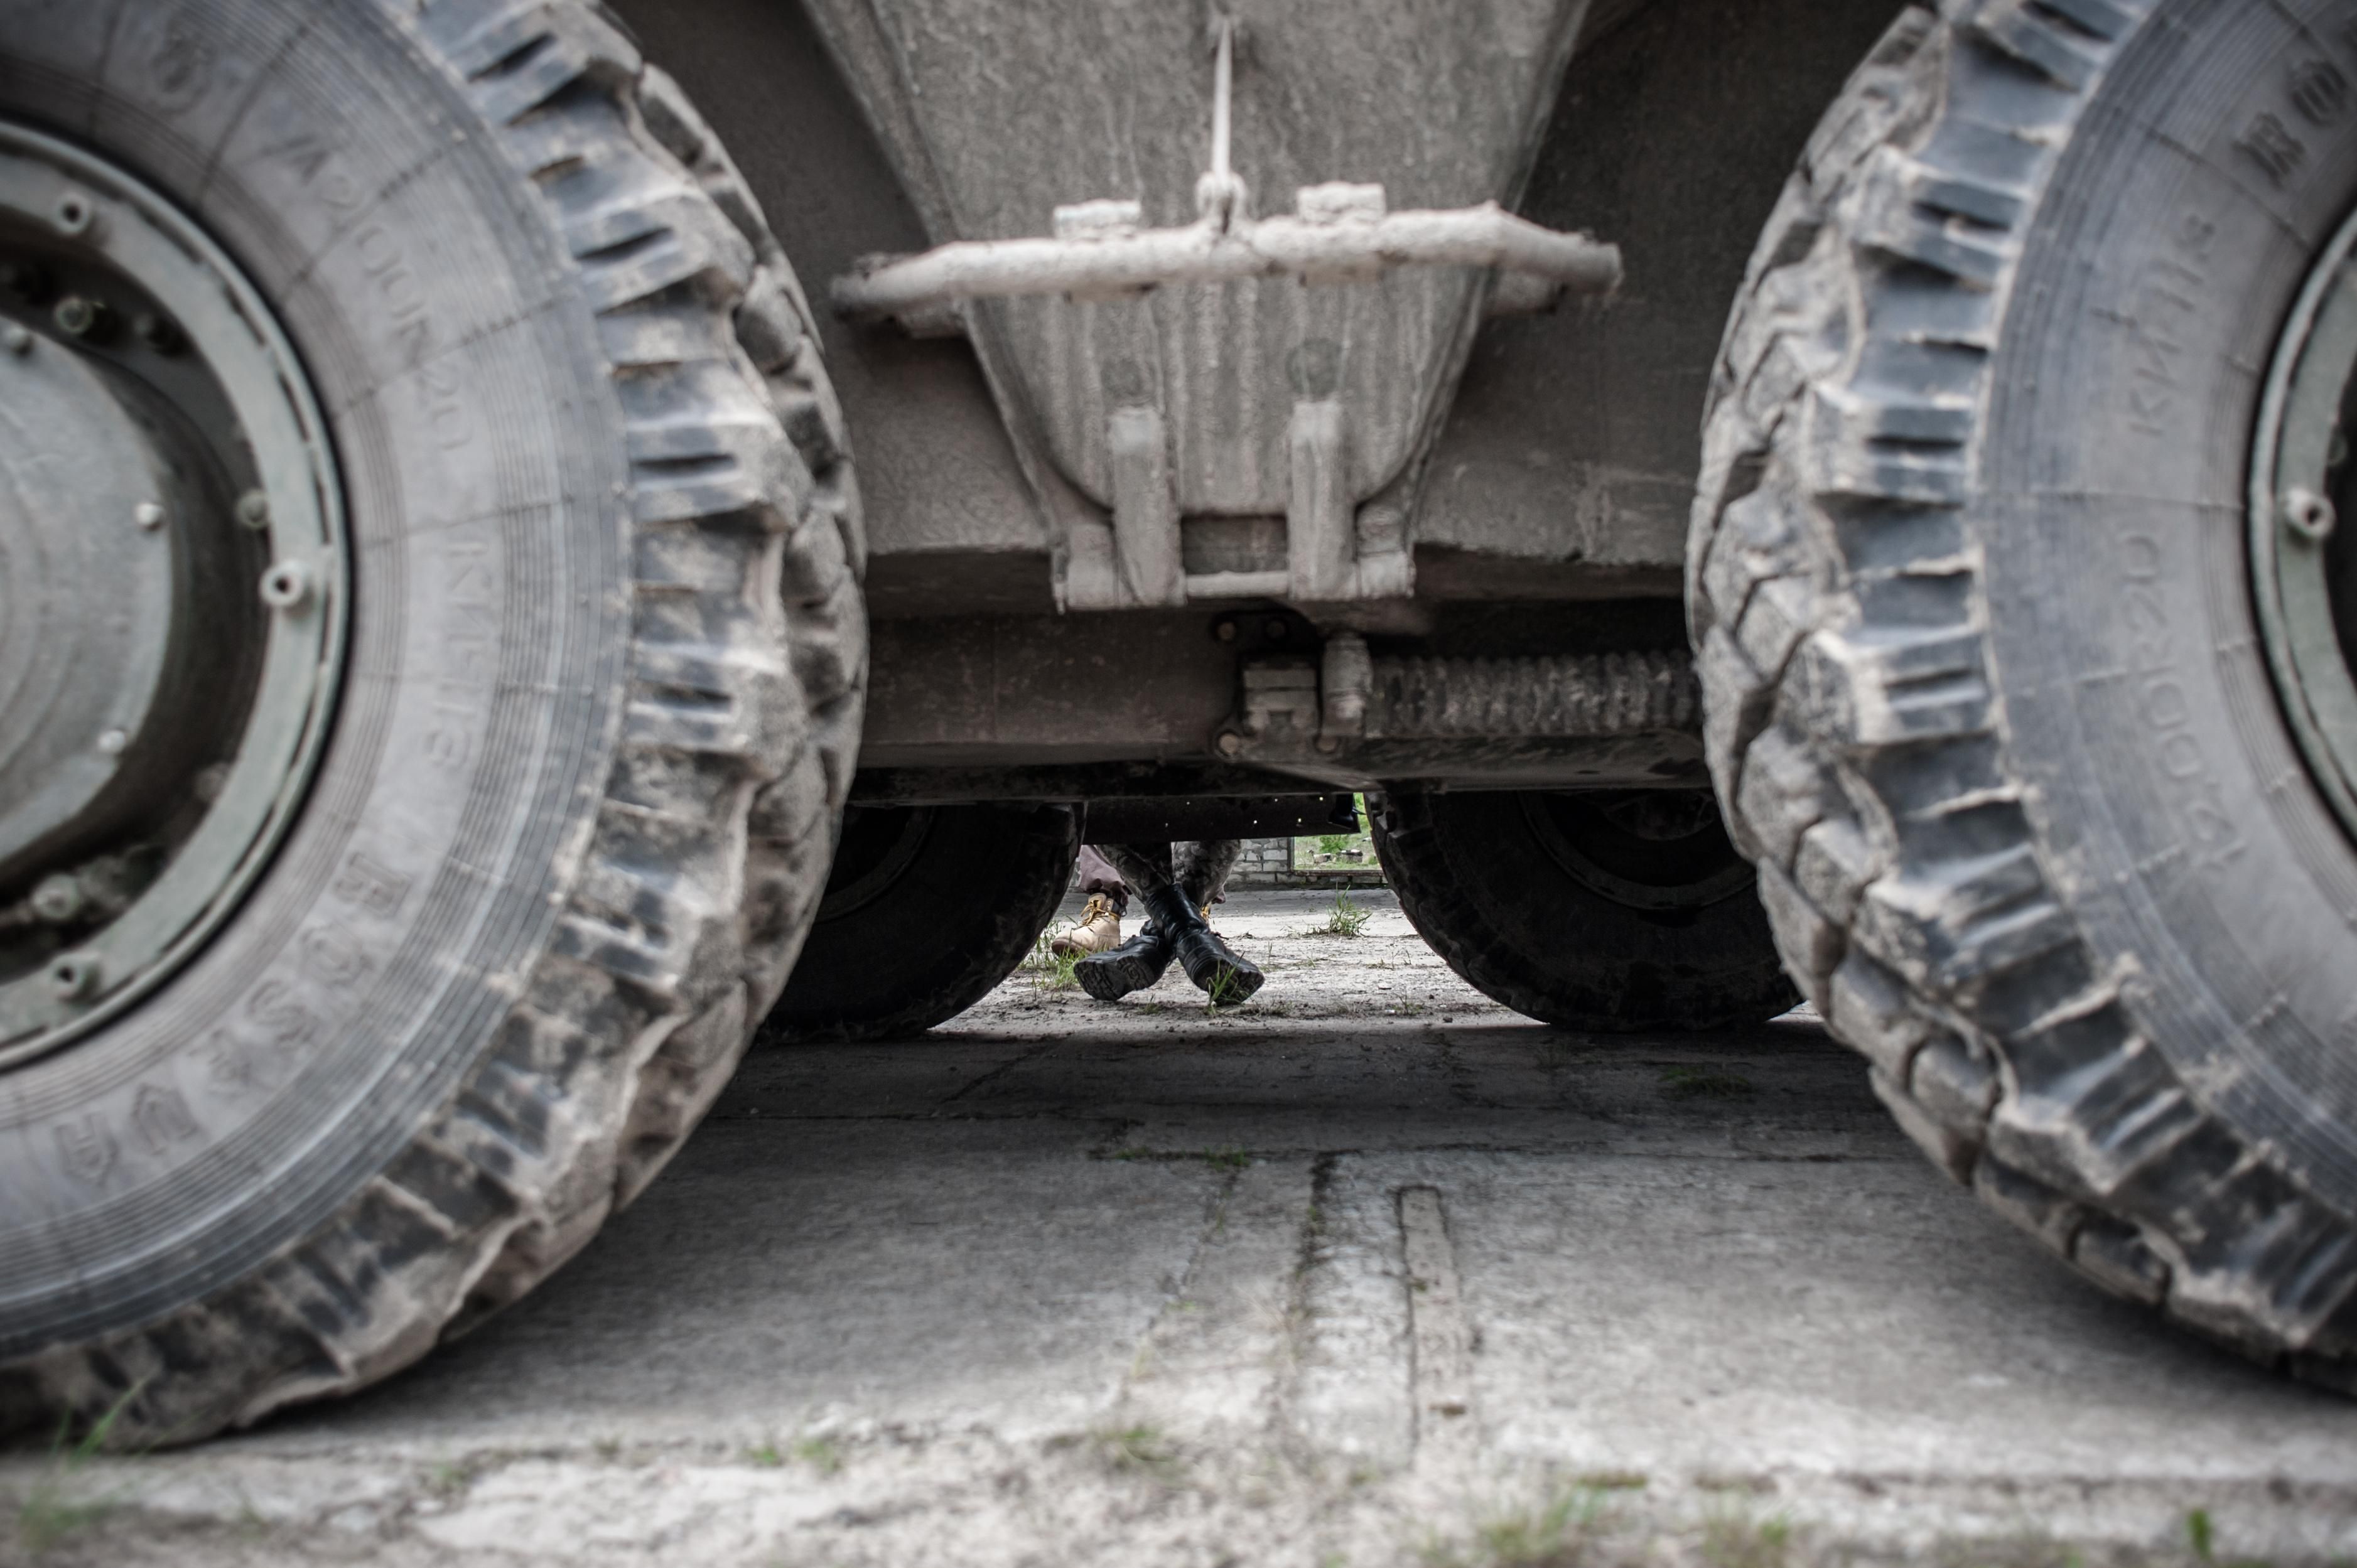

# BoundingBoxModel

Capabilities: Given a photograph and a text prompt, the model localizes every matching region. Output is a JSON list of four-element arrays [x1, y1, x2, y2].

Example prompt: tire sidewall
[[1983, 1, 2357, 1209], [1377, 790, 1797, 1030], [1, 2, 628, 1355]]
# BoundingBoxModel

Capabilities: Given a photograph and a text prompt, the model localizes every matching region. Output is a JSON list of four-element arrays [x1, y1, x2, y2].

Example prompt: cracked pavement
[[8, 890, 2354, 1566]]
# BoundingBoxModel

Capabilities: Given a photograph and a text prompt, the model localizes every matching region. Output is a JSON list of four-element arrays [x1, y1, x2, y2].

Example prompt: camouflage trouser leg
[[1074, 845, 1129, 915], [1097, 840, 1242, 914]]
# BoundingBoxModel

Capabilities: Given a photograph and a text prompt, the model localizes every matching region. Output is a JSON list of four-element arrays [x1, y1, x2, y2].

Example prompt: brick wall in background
[[1227, 838, 1294, 887]]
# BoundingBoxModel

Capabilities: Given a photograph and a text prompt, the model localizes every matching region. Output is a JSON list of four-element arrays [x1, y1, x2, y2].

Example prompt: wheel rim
[[1518, 789, 1755, 911], [2253, 201, 2357, 851], [812, 806, 937, 923], [0, 123, 347, 1068]]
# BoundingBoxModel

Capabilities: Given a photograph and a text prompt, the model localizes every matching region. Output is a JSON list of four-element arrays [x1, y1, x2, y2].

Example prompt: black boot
[[1140, 885, 1264, 1004], [1076, 920, 1175, 1001]]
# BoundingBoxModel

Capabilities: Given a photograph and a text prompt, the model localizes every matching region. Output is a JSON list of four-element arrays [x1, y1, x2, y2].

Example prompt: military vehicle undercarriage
[[8, 0, 2357, 1441]]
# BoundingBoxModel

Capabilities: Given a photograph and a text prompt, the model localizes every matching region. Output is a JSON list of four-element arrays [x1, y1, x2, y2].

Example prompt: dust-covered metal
[[801, 0, 1605, 610], [1216, 636, 1702, 790], [831, 189, 1619, 324]]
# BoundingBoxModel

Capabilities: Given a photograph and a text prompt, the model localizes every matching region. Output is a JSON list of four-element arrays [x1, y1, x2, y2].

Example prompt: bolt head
[[134, 501, 165, 531], [48, 953, 101, 1001], [2285, 487, 2338, 542], [1213, 618, 1237, 643], [53, 295, 109, 340], [3, 324, 30, 355], [260, 559, 313, 610], [132, 311, 180, 353], [1214, 729, 1244, 758], [236, 490, 271, 529], [30, 874, 85, 923], [95, 728, 128, 756], [51, 191, 93, 236]]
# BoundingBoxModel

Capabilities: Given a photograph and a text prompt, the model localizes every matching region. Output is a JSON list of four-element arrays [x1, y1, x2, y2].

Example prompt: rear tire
[[1692, 1, 2357, 1378], [0, 0, 863, 1444], [758, 803, 1079, 1043], [1370, 788, 1797, 1031]]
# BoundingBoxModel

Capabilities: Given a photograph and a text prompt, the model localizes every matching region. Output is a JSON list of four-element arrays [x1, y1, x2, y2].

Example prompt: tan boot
[[1050, 893, 1123, 956]]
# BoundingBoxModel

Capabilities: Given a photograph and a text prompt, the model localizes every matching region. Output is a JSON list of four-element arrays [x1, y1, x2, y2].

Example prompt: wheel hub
[[2255, 205, 2357, 849], [1521, 789, 1755, 911], [0, 123, 347, 1068], [0, 328, 228, 874]]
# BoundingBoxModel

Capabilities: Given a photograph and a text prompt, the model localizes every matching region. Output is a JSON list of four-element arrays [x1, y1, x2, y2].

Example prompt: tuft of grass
[[1035, 947, 1083, 991], [1701, 1511, 1793, 1568], [1572, 1469, 1648, 1492], [1095, 1423, 1184, 1483], [1661, 1065, 1756, 1101], [745, 1441, 784, 1468], [792, 1437, 844, 1476], [1423, 1486, 1610, 1568], [16, 1390, 142, 1559], [1322, 892, 1372, 938], [1206, 966, 1253, 1011], [1201, 1147, 1250, 1170]]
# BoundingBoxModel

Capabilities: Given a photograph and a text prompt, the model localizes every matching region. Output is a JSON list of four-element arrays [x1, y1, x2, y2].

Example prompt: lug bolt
[[49, 953, 101, 1002], [51, 191, 94, 236], [96, 728, 128, 756], [134, 501, 165, 531], [193, 762, 229, 804], [3, 325, 30, 355], [53, 295, 112, 341], [30, 874, 85, 924], [2285, 486, 2338, 542], [260, 559, 313, 610], [132, 311, 180, 354], [236, 489, 271, 530]]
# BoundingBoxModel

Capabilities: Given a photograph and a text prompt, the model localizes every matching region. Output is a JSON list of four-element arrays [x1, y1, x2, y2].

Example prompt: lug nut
[[236, 489, 271, 530], [134, 501, 165, 531], [53, 295, 112, 341], [260, 559, 313, 610], [2285, 486, 2338, 542], [30, 874, 85, 923], [48, 953, 101, 1002], [132, 311, 180, 354], [95, 728, 128, 756], [3, 325, 30, 355]]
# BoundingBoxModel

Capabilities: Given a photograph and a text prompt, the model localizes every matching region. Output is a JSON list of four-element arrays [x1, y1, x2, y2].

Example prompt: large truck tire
[[1369, 789, 1798, 1031], [757, 803, 1079, 1044], [0, 0, 863, 1445], [1692, 0, 2357, 1379]]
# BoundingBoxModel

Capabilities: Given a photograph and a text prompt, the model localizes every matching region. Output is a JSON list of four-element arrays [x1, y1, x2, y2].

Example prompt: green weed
[[1322, 892, 1371, 938], [1423, 1486, 1610, 1568], [15, 1389, 141, 1558], [792, 1437, 844, 1476], [1701, 1511, 1793, 1568], [1661, 1065, 1756, 1101], [1095, 1424, 1183, 1482]]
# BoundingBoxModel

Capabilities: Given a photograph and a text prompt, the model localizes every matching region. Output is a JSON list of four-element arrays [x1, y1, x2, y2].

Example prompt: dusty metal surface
[[801, 0, 1598, 608], [9, 890, 2350, 1566]]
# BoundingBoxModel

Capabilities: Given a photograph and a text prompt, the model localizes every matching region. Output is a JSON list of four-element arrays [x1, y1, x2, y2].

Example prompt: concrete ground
[[8, 889, 2354, 1566]]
